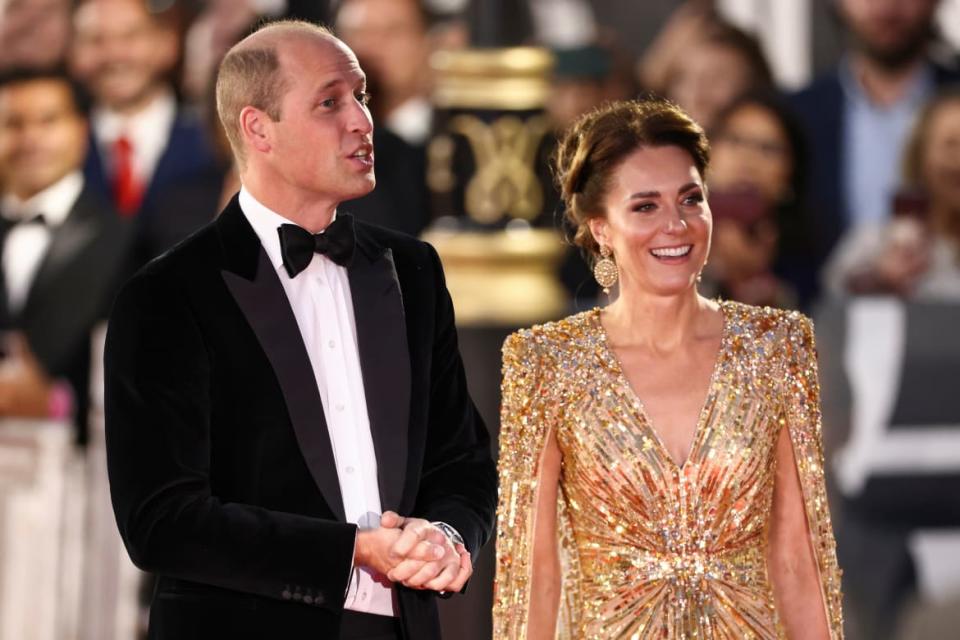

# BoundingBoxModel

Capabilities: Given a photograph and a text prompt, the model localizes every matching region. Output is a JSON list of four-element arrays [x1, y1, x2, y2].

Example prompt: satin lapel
[[348, 241, 411, 513], [220, 215, 346, 522], [22, 205, 98, 318]]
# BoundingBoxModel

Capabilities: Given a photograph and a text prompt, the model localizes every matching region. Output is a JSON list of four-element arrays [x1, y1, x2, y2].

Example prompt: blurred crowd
[[1, 0, 959, 638]]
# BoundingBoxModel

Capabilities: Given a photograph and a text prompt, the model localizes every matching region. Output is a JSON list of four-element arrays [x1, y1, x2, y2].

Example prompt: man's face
[[0, 0, 71, 70], [70, 0, 177, 111], [0, 79, 87, 199], [260, 35, 375, 209], [336, 0, 429, 103], [838, 0, 939, 69]]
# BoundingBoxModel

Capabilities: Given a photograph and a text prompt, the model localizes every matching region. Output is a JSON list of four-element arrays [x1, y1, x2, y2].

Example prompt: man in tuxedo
[[0, 67, 130, 442], [104, 20, 496, 640]]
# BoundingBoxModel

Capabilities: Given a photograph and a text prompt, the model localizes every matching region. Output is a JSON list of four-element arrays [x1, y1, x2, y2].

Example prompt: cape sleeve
[[783, 314, 845, 638], [493, 330, 563, 639]]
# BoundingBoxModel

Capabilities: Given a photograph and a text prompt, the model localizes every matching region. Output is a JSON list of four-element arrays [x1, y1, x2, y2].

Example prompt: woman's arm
[[528, 430, 562, 639], [768, 423, 831, 639]]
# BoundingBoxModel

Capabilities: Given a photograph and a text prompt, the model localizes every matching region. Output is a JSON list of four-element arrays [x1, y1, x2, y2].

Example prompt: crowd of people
[[1, 0, 959, 638]]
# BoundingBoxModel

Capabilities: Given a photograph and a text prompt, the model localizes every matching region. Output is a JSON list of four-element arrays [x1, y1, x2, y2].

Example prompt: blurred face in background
[[548, 79, 605, 132], [336, 0, 430, 110], [921, 98, 960, 216], [0, 0, 70, 70], [666, 42, 754, 131], [709, 103, 793, 205], [838, 0, 939, 69], [0, 78, 87, 200], [70, 0, 178, 114]]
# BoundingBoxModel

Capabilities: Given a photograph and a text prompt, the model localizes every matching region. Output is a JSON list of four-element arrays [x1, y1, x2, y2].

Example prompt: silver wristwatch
[[431, 521, 465, 548]]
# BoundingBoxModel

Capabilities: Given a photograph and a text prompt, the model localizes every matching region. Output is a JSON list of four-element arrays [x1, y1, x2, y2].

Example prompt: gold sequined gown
[[494, 301, 843, 639]]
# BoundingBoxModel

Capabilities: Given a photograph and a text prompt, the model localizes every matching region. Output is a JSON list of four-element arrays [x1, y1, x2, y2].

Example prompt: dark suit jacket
[[0, 183, 131, 443], [83, 106, 219, 219], [104, 197, 497, 639], [343, 128, 430, 237], [788, 61, 960, 262]]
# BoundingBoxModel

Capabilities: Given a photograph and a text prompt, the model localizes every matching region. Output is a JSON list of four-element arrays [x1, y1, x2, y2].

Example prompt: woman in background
[[824, 87, 960, 300], [493, 98, 843, 638], [705, 91, 815, 308]]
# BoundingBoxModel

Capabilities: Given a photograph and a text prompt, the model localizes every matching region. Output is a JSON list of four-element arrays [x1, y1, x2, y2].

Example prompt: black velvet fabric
[[104, 196, 496, 640]]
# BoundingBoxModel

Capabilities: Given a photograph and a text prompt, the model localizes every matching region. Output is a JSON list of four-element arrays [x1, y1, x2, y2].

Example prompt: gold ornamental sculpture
[[423, 46, 568, 326]]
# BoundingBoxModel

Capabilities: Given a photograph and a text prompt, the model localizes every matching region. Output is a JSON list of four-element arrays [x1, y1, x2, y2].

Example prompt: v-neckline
[[593, 301, 729, 472]]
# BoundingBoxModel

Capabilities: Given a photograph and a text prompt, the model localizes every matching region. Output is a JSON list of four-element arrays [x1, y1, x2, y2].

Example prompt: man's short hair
[[0, 66, 91, 116], [215, 20, 333, 166]]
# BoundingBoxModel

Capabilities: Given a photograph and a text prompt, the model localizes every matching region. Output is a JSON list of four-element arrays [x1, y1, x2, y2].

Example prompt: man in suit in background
[[104, 20, 496, 640], [0, 67, 130, 442], [790, 0, 959, 264], [69, 0, 218, 220]]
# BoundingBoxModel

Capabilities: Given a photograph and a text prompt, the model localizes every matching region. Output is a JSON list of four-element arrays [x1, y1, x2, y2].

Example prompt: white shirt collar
[[238, 187, 339, 273], [93, 90, 177, 182], [93, 89, 177, 146], [385, 96, 432, 146], [1, 171, 84, 227]]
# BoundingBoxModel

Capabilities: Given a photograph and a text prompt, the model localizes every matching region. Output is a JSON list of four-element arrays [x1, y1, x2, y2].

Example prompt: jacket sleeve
[[783, 314, 845, 638], [411, 244, 497, 560], [104, 271, 357, 610]]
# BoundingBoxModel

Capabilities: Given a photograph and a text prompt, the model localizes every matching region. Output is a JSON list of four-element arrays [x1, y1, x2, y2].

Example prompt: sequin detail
[[494, 300, 844, 639]]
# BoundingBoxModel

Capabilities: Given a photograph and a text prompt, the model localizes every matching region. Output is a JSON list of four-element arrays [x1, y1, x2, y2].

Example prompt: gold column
[[423, 47, 567, 326]]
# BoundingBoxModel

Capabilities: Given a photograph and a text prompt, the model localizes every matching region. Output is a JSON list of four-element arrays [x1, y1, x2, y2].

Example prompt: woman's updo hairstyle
[[554, 96, 710, 258]]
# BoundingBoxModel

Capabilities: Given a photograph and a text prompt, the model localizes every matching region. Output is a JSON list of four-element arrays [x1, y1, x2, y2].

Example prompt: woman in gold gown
[[494, 98, 843, 639]]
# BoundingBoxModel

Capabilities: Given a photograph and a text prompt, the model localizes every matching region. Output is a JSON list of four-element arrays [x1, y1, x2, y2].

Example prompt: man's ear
[[239, 106, 272, 156]]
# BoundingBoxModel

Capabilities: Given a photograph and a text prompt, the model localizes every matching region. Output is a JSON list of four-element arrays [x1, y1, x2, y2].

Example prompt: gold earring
[[593, 245, 618, 294]]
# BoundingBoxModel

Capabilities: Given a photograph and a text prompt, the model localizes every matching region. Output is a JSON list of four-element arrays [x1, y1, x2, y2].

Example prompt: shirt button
[[328, 339, 336, 349], [345, 466, 355, 474], [360, 591, 368, 600], [335, 402, 345, 412]]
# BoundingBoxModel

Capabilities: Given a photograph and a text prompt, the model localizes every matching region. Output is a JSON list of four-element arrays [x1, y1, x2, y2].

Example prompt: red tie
[[112, 135, 144, 216]]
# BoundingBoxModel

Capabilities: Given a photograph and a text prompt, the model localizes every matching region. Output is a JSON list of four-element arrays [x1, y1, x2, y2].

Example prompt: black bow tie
[[3, 212, 46, 227], [278, 214, 355, 277]]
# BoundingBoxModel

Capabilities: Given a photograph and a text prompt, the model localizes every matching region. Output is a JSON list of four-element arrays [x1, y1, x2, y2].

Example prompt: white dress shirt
[[1, 171, 84, 314], [93, 90, 177, 188], [385, 96, 433, 147], [239, 188, 397, 617]]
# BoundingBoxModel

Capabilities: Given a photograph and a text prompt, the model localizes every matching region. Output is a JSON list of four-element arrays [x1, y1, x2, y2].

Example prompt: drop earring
[[593, 245, 619, 294]]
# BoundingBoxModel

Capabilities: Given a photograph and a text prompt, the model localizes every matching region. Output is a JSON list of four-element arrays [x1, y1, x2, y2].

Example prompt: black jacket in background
[[0, 183, 131, 443]]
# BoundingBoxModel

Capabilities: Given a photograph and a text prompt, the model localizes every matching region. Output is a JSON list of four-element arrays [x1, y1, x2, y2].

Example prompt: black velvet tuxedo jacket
[[0, 183, 130, 442], [104, 197, 497, 639]]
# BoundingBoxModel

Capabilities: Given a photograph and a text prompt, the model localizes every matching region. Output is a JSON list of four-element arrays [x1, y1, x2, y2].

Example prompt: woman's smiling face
[[589, 144, 712, 297]]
